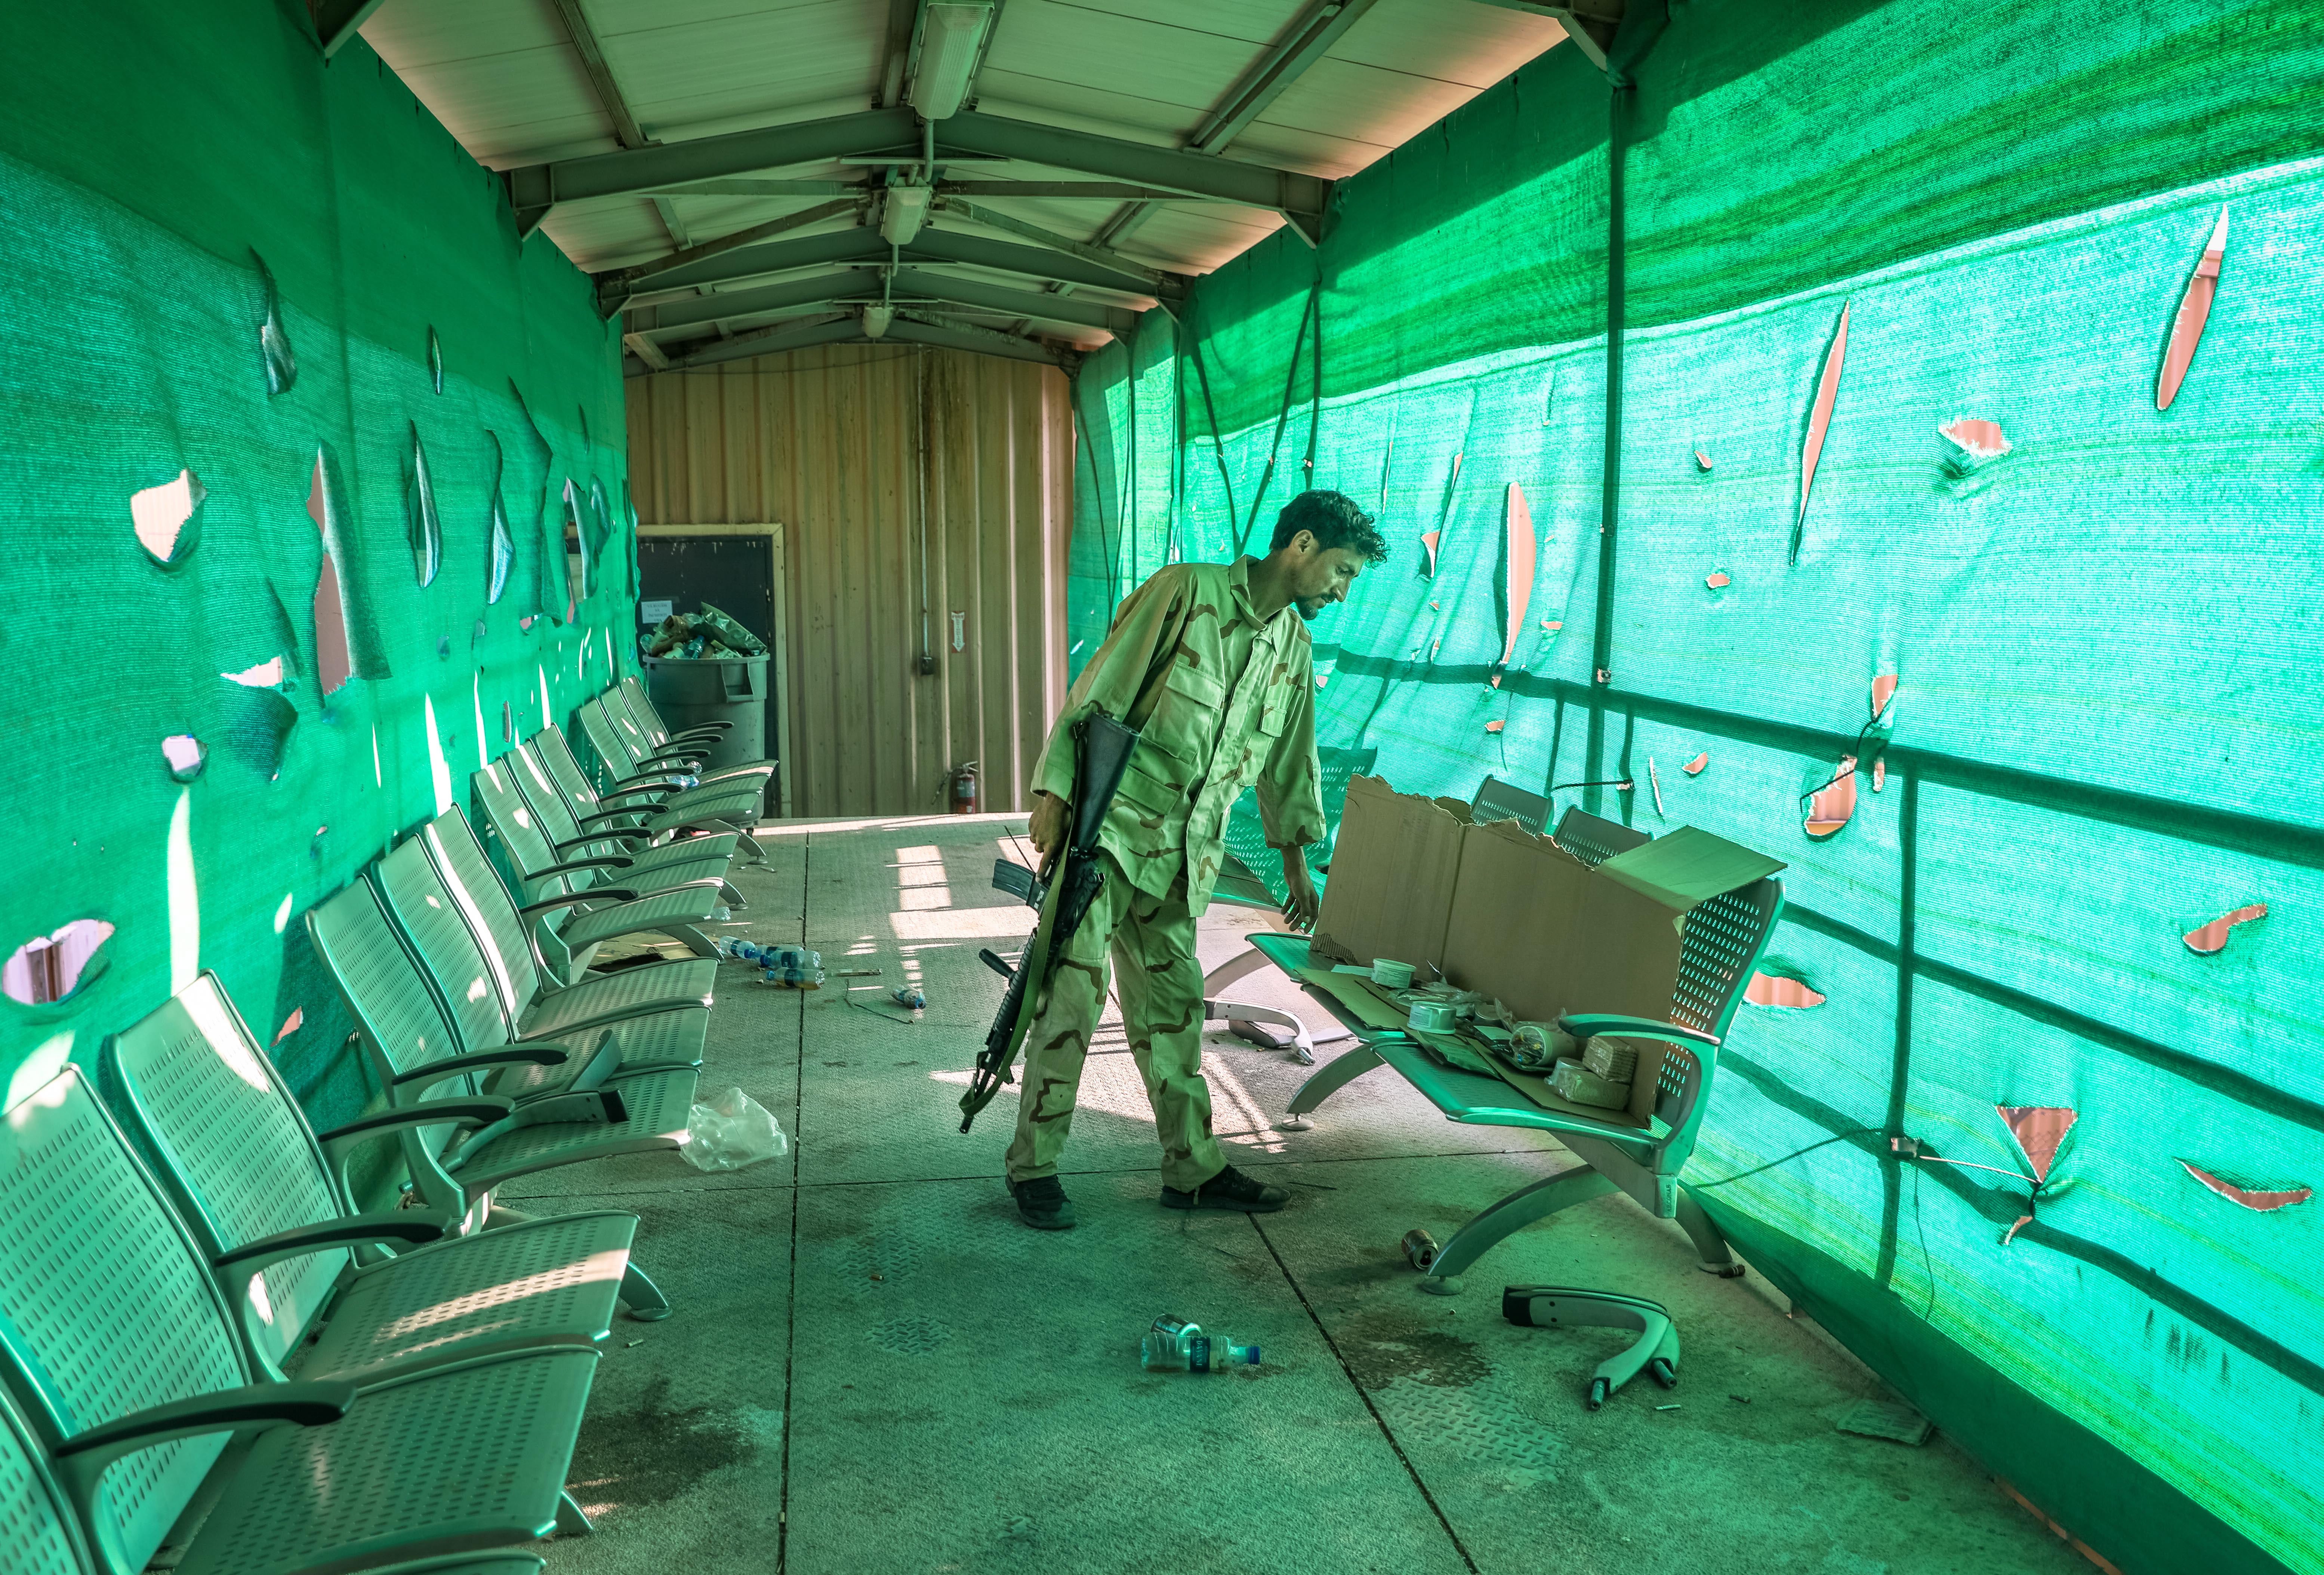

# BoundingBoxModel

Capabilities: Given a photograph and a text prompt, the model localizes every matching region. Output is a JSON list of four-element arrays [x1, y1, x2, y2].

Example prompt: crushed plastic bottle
[[1139, 1315, 1259, 1373], [892, 986, 927, 1011], [713, 937, 825, 987]]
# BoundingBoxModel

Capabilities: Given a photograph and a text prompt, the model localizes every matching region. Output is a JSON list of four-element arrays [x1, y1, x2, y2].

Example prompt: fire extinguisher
[[949, 760, 979, 814]]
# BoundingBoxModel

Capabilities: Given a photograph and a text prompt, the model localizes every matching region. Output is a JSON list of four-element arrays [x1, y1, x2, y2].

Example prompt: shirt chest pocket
[[1146, 657, 1228, 766]]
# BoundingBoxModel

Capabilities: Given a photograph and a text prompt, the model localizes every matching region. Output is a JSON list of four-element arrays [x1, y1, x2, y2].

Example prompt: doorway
[[636, 526, 791, 816]]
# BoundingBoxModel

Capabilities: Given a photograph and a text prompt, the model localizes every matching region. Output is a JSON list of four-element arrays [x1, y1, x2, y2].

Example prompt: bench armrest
[[215, 1210, 454, 1270], [389, 1044, 572, 1087], [1556, 1015, 1719, 1052]]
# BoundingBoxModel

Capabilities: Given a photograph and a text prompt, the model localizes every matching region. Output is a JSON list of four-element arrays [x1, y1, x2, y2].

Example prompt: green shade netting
[[0, 1, 633, 1153], [1068, 3, 2324, 1572]]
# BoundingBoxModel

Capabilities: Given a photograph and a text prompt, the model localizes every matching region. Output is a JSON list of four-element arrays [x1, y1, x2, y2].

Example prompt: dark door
[[636, 534, 781, 809]]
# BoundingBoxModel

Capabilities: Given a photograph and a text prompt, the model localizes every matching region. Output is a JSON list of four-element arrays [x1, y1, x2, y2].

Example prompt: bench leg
[[1420, 1165, 1619, 1294], [557, 1491, 597, 1535], [1285, 1044, 1385, 1120], [1676, 1186, 1747, 1277], [1201, 945, 1273, 997], [621, 1261, 674, 1321], [1203, 999, 1316, 1066]]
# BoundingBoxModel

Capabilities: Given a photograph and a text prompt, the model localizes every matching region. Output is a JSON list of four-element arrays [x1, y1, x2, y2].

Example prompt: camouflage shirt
[[1030, 556, 1325, 914]]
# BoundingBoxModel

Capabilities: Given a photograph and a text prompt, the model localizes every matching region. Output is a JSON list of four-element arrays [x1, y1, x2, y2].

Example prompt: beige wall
[[626, 344, 1075, 819]]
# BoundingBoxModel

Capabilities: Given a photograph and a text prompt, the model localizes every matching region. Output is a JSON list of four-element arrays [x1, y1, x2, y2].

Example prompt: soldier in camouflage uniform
[[1005, 491, 1389, 1230]]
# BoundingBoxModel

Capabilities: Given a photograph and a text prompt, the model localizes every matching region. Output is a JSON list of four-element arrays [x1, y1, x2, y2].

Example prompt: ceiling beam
[[632, 270, 885, 333], [551, 0, 648, 148], [504, 106, 1326, 234], [308, 0, 388, 56], [878, 0, 920, 108], [884, 313, 1064, 366], [606, 197, 866, 302], [641, 178, 1185, 201], [663, 314, 865, 372], [634, 265, 1137, 338], [934, 197, 1168, 291], [1188, 0, 1382, 154], [622, 222, 1176, 303], [1466, 0, 1615, 69]]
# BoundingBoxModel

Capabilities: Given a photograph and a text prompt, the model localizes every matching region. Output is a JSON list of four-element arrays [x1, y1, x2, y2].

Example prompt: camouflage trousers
[[1004, 849, 1224, 1193]]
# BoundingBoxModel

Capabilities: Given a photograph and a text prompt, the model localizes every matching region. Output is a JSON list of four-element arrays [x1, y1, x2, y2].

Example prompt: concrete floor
[[509, 813, 2091, 1575]]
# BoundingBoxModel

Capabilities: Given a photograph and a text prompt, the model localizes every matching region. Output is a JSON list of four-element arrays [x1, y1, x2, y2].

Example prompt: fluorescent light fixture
[[863, 304, 895, 339], [879, 182, 933, 245], [909, 1, 994, 120]]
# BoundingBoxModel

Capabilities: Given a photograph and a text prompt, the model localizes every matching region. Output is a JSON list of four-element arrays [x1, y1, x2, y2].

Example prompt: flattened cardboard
[[1310, 776, 1474, 969], [1596, 824, 1787, 913], [1441, 821, 1780, 1129]]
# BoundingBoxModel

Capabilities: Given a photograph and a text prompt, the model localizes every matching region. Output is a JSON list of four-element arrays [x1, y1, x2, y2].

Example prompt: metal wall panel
[[626, 344, 1074, 818]]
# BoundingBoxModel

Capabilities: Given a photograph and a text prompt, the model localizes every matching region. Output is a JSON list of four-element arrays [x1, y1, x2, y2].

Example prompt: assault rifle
[[959, 710, 1140, 1133]]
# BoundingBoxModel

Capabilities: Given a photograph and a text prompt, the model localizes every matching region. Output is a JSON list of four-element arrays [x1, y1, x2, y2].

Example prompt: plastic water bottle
[[1140, 1315, 1258, 1372], [892, 986, 927, 1011]]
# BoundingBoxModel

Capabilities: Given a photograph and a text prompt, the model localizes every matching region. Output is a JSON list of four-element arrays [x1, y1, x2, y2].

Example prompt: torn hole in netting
[[406, 422, 443, 587], [1419, 529, 1440, 579], [485, 430, 514, 604], [4, 920, 114, 1006], [163, 734, 206, 782], [2157, 207, 2228, 412], [437, 635, 450, 659], [1939, 418, 2010, 478], [1683, 752, 1708, 775], [507, 378, 556, 619], [562, 478, 589, 611], [1803, 756, 1858, 838], [1745, 972, 1824, 1009], [2177, 1159, 2310, 1213], [2183, 902, 2265, 955], [222, 684, 298, 778], [586, 477, 613, 565], [272, 1007, 303, 1045], [253, 250, 296, 396], [1493, 483, 1535, 685], [222, 656, 285, 688], [428, 326, 444, 395], [1793, 299, 1849, 564], [1997, 1106, 2077, 1186], [1706, 570, 1731, 590], [472, 619, 486, 650], [309, 442, 385, 685], [502, 701, 514, 743], [131, 469, 206, 567], [1693, 449, 1714, 473]]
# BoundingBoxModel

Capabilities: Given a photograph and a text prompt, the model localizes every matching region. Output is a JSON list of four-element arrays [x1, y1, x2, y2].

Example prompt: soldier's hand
[[1028, 791, 1070, 861], [1280, 848, 1320, 933]]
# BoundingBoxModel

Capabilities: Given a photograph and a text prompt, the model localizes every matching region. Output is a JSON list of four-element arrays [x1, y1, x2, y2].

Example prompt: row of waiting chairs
[[0, 682, 770, 1575]]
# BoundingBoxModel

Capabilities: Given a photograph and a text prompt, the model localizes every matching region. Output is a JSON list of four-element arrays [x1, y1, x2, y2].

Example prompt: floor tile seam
[[1247, 1211, 1483, 1575]]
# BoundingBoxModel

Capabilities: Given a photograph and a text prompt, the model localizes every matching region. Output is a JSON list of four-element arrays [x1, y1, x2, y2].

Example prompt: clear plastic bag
[[679, 1086, 789, 1172]]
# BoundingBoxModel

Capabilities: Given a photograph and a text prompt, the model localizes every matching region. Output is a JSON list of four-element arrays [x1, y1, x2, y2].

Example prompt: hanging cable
[[1238, 282, 1319, 555], [1186, 306, 1238, 536]]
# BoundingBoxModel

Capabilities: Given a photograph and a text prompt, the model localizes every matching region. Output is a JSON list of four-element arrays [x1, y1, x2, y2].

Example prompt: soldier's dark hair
[[1269, 489, 1389, 563]]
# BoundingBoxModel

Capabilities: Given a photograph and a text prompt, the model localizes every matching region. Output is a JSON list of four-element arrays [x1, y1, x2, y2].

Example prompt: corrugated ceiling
[[360, 0, 1567, 367]]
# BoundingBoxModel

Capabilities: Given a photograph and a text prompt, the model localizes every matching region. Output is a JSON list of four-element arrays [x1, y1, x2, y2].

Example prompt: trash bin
[[642, 652, 771, 804]]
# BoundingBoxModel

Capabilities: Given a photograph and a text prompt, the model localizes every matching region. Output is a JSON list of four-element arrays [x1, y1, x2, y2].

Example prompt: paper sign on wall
[[639, 599, 674, 624]]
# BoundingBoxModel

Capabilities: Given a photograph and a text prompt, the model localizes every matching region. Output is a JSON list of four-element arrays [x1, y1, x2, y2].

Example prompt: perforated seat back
[[509, 739, 592, 846], [1472, 774, 1553, 836], [1550, 805, 1650, 867], [0, 1068, 246, 1573], [531, 727, 614, 822], [575, 699, 645, 784], [472, 761, 585, 899], [423, 812, 551, 1018], [1650, 878, 1783, 1142], [0, 1384, 84, 1575], [103, 975, 347, 1372], [596, 692, 662, 766], [307, 881, 477, 1104], [376, 836, 520, 1052], [620, 674, 673, 747]]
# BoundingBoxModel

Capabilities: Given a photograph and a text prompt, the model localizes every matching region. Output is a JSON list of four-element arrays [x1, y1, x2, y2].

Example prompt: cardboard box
[[1443, 822, 1786, 1128], [1310, 776, 1475, 970]]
